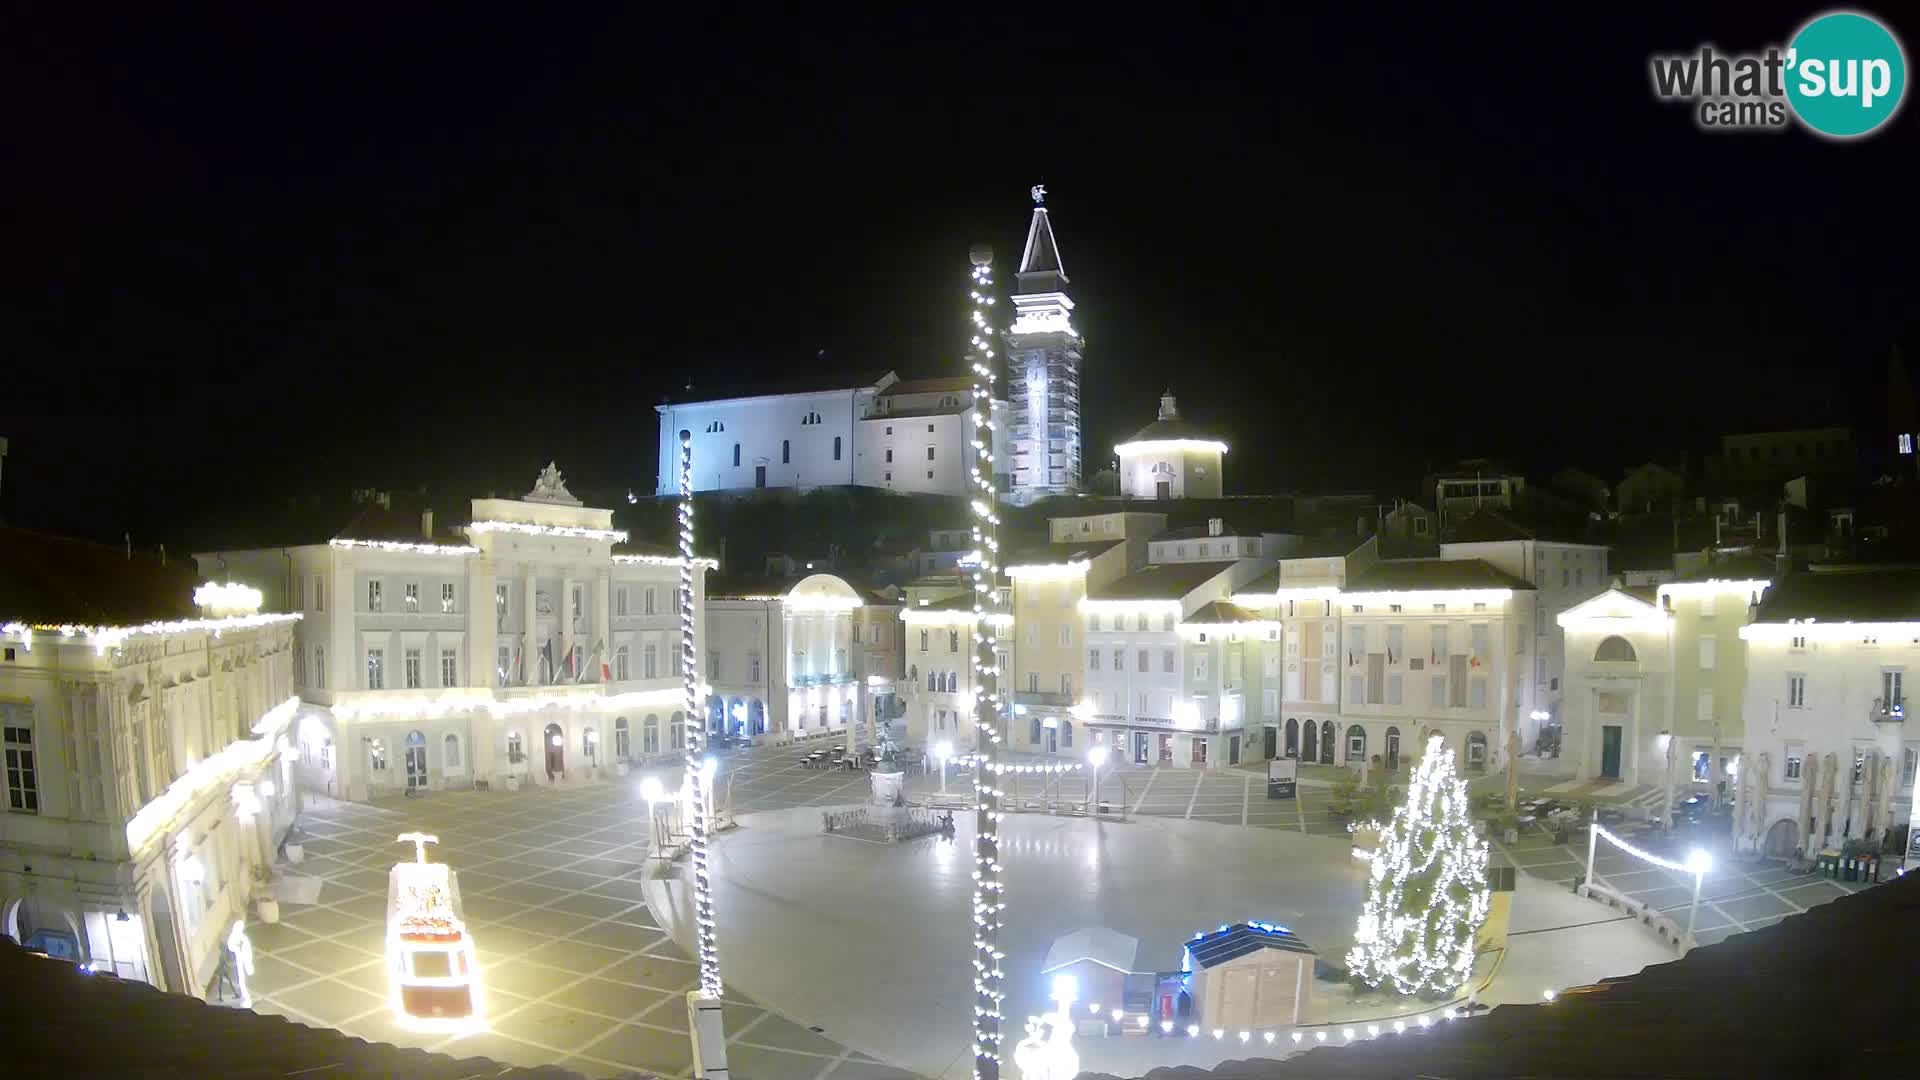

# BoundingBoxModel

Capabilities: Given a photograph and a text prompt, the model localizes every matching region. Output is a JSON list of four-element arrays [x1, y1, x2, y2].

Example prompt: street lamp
[[1087, 746, 1110, 814], [935, 739, 953, 794]]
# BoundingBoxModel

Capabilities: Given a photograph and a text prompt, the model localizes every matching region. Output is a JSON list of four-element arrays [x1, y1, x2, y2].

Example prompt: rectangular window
[[1449, 655, 1468, 706], [314, 645, 325, 689], [1060, 673, 1073, 696], [1386, 673, 1403, 705], [4, 721, 39, 814], [1884, 669, 1904, 706], [571, 585, 584, 625], [1347, 673, 1366, 704], [853, 622, 863, 644], [368, 579, 383, 613], [404, 582, 420, 612], [314, 575, 325, 612], [1029, 672, 1040, 693], [367, 649, 385, 690], [1788, 674, 1806, 708], [570, 644, 583, 679], [950, 629, 962, 653], [495, 583, 508, 620], [1904, 744, 1919, 788], [1698, 688, 1716, 723], [1432, 675, 1447, 707], [1784, 742, 1804, 781], [1161, 613, 1175, 632], [733, 443, 741, 466], [747, 653, 762, 682], [1264, 688, 1279, 717], [1471, 623, 1489, 657], [782, 439, 791, 464], [1430, 624, 1447, 663], [616, 588, 629, 617], [1469, 678, 1487, 709], [1535, 655, 1547, 687], [498, 645, 511, 686], [615, 645, 631, 681], [405, 648, 422, 689], [919, 629, 930, 652], [1346, 625, 1365, 662], [1059, 624, 1072, 647], [645, 587, 657, 615], [1138, 648, 1149, 672], [1698, 636, 1716, 670], [441, 582, 456, 614], [834, 436, 842, 460], [294, 574, 305, 609], [1163, 648, 1175, 673], [1089, 649, 1101, 671], [440, 648, 458, 687], [1227, 650, 1242, 682], [1386, 625, 1404, 663], [1194, 654, 1209, 680], [709, 651, 720, 680], [1088, 613, 1101, 632], [644, 643, 659, 679]]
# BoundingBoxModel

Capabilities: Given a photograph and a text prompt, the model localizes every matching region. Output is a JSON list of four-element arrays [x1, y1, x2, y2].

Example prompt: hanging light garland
[[965, 243, 1008, 1080], [1346, 735, 1491, 996], [678, 428, 723, 1000]]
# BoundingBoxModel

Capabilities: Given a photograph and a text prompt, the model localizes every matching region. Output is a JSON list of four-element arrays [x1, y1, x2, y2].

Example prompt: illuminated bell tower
[[1006, 184, 1083, 504]]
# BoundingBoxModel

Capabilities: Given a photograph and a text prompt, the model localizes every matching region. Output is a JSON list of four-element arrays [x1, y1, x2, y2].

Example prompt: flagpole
[[966, 243, 1006, 1080]]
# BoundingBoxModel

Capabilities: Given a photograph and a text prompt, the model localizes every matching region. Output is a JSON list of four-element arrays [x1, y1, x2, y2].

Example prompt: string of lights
[[965, 244, 1007, 1080], [1346, 735, 1491, 997], [679, 428, 723, 1000]]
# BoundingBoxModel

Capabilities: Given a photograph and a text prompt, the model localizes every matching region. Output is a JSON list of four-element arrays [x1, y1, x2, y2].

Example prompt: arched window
[[732, 443, 741, 467], [927, 670, 937, 691], [1346, 724, 1367, 763], [506, 730, 524, 765], [1284, 717, 1299, 757], [644, 714, 661, 754], [614, 716, 631, 759], [1595, 636, 1637, 662], [782, 439, 791, 464], [1030, 717, 1043, 745], [833, 436, 843, 461], [443, 733, 462, 769], [1320, 720, 1337, 765], [1385, 726, 1402, 770], [670, 711, 685, 750], [1062, 720, 1074, 748], [1152, 461, 1175, 476]]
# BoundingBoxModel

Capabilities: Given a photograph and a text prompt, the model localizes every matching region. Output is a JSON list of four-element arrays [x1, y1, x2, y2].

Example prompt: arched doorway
[[1385, 726, 1402, 771], [1466, 731, 1489, 771], [1345, 724, 1366, 765], [1298, 719, 1314, 762], [749, 699, 767, 736], [404, 730, 427, 791], [643, 714, 661, 754], [543, 722, 565, 779], [708, 696, 726, 734], [727, 697, 747, 737], [1285, 717, 1299, 757], [1764, 818, 1800, 858], [2, 897, 81, 960], [1320, 721, 1337, 764]]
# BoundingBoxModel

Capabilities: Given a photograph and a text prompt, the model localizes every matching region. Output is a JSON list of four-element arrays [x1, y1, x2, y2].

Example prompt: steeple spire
[[1017, 187, 1068, 294]]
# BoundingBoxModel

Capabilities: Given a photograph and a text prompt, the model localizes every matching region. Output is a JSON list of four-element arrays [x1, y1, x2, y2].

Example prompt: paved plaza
[[241, 739, 1884, 1079]]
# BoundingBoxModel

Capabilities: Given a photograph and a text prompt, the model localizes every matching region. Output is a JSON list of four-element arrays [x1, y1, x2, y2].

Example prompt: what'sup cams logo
[[1650, 9, 1906, 137]]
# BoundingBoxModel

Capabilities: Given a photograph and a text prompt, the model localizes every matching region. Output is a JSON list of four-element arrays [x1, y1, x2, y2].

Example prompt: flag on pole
[[597, 639, 612, 682], [540, 639, 555, 683], [577, 640, 605, 685]]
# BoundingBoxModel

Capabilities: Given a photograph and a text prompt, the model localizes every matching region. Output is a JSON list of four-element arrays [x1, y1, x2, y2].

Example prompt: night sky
[[3, 3, 1915, 546]]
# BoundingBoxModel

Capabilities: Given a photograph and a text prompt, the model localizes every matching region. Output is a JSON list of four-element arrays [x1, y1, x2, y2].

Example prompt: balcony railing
[[1014, 690, 1075, 709], [790, 672, 858, 688], [1872, 696, 1905, 723]]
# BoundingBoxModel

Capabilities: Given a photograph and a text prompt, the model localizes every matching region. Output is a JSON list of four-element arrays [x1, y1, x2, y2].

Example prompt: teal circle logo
[[1786, 11, 1907, 137]]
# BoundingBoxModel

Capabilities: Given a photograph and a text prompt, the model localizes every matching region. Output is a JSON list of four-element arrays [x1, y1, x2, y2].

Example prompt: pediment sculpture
[[526, 461, 583, 506]]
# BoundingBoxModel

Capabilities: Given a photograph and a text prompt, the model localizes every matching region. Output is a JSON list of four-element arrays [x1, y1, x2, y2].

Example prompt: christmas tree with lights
[[1346, 734, 1491, 997]]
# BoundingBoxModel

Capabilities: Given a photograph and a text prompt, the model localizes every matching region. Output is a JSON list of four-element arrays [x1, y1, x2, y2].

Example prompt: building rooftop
[[1345, 558, 1535, 593], [1153, 523, 1254, 541], [1751, 566, 1920, 623], [1235, 569, 1280, 596], [1086, 866, 1920, 1080], [656, 370, 896, 407], [0, 525, 203, 625], [1003, 538, 1124, 568], [1184, 922, 1315, 968], [1670, 553, 1779, 583], [1119, 414, 1224, 448], [1183, 600, 1267, 625], [879, 376, 973, 396], [1089, 561, 1238, 601]]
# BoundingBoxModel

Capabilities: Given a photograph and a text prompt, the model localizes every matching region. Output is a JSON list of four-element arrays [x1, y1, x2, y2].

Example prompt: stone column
[[471, 558, 497, 691], [523, 567, 539, 687], [594, 570, 612, 680], [334, 717, 365, 802], [560, 577, 576, 682]]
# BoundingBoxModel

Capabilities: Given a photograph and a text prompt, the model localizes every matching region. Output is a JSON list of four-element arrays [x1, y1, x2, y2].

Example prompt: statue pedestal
[[870, 770, 906, 808]]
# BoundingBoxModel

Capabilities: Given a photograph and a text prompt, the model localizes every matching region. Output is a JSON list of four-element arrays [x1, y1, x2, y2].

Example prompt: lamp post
[[935, 739, 953, 794], [1087, 745, 1109, 815], [678, 427, 727, 1079]]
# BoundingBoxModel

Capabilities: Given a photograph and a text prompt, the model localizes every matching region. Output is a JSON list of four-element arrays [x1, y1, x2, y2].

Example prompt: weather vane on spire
[[1031, 183, 1047, 205]]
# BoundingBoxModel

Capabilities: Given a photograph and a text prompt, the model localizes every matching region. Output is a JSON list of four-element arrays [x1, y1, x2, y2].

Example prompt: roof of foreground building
[[1750, 565, 1920, 623], [1345, 558, 1535, 593], [0, 525, 202, 625]]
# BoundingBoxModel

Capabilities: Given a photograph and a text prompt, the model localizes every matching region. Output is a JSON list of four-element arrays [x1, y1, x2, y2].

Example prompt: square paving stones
[[573, 1021, 694, 1074], [491, 1001, 620, 1052], [269, 978, 389, 1027], [282, 905, 371, 938], [547, 976, 674, 1019]]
